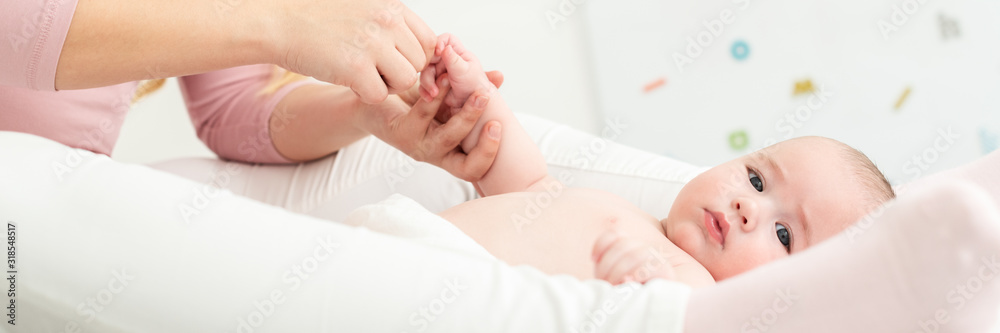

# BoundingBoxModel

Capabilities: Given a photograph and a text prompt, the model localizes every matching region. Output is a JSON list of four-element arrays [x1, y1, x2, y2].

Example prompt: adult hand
[[397, 70, 504, 110], [52, 0, 435, 92], [270, 0, 436, 104], [359, 75, 502, 182], [396, 69, 503, 142]]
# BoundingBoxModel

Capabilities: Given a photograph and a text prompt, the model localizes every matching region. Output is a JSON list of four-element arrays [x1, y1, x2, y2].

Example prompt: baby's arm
[[421, 34, 553, 196], [592, 230, 716, 288]]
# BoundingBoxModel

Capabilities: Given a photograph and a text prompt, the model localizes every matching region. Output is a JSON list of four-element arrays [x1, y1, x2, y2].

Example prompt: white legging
[[151, 114, 704, 223]]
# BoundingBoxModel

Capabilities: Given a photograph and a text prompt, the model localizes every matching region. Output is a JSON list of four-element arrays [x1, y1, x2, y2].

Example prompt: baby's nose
[[733, 198, 759, 232]]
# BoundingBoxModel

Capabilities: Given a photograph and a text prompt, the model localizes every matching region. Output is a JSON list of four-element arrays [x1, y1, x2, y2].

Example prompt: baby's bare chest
[[440, 188, 668, 279]]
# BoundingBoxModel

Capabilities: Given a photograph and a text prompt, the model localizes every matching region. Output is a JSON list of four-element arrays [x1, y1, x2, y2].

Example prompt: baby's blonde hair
[[840, 143, 896, 210], [131, 66, 308, 103]]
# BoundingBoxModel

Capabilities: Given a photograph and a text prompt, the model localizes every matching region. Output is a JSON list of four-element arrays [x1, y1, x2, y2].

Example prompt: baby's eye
[[748, 168, 764, 192], [776, 223, 791, 252]]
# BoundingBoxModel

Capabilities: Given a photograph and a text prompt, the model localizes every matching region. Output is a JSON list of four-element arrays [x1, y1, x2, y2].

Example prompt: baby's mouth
[[703, 209, 729, 247]]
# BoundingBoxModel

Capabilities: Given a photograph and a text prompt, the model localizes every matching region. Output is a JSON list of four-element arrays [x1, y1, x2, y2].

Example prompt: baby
[[417, 34, 895, 287]]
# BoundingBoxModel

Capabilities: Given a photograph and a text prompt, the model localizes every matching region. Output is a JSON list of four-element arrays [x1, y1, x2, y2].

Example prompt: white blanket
[[344, 194, 497, 261], [0, 130, 691, 333]]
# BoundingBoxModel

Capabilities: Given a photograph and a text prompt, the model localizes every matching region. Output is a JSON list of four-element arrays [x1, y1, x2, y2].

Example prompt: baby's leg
[[150, 136, 477, 221], [151, 115, 701, 221], [685, 181, 1000, 332]]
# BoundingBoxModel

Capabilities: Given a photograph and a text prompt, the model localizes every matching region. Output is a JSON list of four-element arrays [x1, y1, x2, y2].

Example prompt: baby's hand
[[419, 33, 496, 108], [592, 231, 676, 285]]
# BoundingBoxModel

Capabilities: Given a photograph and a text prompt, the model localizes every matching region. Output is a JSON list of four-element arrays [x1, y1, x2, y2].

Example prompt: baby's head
[[662, 136, 894, 280]]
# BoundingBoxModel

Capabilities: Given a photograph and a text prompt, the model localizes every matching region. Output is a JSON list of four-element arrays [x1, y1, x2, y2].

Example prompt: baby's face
[[662, 137, 871, 280]]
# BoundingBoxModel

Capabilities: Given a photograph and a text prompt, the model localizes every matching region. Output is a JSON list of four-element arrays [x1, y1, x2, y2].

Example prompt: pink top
[[0, 0, 314, 164]]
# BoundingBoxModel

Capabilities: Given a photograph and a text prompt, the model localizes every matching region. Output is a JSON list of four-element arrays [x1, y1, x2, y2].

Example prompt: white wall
[[584, 0, 999, 184]]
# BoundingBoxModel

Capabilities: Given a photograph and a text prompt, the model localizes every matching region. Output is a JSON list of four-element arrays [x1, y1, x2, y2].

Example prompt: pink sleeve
[[0, 0, 79, 90], [179, 65, 318, 164]]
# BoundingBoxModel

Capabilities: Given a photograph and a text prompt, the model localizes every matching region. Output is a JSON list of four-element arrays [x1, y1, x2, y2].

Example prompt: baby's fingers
[[441, 45, 471, 77], [593, 234, 643, 282], [440, 33, 470, 60], [435, 33, 457, 56], [592, 231, 621, 263], [602, 249, 648, 284], [419, 65, 438, 101]]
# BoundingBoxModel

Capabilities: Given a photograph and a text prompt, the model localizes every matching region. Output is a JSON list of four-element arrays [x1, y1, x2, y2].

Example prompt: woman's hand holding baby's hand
[[592, 231, 677, 285], [359, 75, 502, 183], [398, 71, 504, 113], [418, 33, 496, 108]]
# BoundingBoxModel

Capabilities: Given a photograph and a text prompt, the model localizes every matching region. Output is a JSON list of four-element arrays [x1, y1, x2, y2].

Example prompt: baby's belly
[[439, 188, 662, 280]]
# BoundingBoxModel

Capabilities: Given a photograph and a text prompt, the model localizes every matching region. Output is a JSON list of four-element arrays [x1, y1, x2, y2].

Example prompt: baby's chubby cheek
[[666, 220, 709, 260]]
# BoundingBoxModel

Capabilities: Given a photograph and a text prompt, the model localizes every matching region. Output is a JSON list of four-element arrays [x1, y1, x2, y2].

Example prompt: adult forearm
[[56, 0, 273, 90], [269, 84, 371, 162]]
